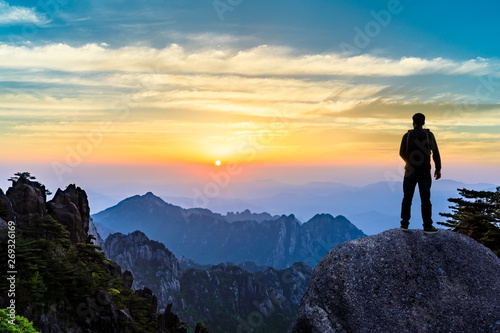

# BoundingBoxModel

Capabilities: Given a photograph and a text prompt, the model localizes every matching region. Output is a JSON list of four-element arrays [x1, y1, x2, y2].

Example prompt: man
[[399, 113, 441, 234]]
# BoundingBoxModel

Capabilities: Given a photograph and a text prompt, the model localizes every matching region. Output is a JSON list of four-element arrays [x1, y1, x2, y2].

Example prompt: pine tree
[[439, 187, 500, 257], [7, 172, 52, 195]]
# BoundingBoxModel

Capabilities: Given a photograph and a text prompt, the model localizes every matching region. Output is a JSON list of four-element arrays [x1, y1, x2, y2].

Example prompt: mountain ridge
[[88, 179, 495, 235], [103, 230, 313, 333], [92, 192, 366, 268]]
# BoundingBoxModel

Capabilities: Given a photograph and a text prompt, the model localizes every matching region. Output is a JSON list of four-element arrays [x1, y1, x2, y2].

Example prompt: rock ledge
[[288, 228, 500, 333]]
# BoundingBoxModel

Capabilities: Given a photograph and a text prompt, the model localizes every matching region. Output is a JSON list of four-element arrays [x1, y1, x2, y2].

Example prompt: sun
[[215, 160, 221, 166]]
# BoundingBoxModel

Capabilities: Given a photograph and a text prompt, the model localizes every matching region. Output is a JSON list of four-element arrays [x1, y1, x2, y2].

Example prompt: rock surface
[[47, 184, 90, 244], [0, 175, 191, 332], [288, 228, 500, 333], [104, 231, 183, 310], [176, 262, 313, 332], [88, 217, 105, 247], [2, 176, 90, 245], [6, 176, 46, 225], [103, 230, 313, 332]]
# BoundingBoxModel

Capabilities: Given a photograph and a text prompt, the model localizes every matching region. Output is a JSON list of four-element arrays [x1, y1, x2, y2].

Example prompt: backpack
[[406, 128, 431, 166]]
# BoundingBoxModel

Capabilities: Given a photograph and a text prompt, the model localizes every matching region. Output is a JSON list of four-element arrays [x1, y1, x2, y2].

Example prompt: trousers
[[401, 167, 433, 227]]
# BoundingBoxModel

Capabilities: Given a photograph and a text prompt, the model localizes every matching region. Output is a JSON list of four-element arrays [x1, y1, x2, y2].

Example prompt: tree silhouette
[[8, 172, 52, 196], [8, 171, 35, 182], [439, 187, 500, 257]]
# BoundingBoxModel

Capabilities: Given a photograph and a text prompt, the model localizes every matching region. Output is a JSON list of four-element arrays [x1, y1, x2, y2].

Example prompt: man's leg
[[401, 172, 417, 227], [417, 170, 433, 228]]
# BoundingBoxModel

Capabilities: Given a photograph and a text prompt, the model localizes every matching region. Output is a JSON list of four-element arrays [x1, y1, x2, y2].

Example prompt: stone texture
[[47, 184, 90, 244], [88, 217, 105, 247], [289, 228, 500, 333], [1, 176, 191, 332], [6, 176, 46, 226], [122, 270, 134, 289], [158, 304, 187, 333], [104, 230, 183, 310], [3, 178, 90, 245], [104, 230, 313, 332]]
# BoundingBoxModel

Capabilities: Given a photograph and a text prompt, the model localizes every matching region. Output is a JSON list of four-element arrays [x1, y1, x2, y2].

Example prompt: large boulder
[[289, 229, 500, 333], [47, 184, 90, 244], [6, 176, 46, 226]]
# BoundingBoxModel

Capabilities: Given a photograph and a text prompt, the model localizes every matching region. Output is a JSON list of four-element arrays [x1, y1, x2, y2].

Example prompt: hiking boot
[[400, 221, 409, 232], [423, 226, 439, 234]]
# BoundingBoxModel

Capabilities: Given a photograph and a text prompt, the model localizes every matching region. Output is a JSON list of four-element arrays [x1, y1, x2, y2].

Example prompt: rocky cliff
[[177, 262, 312, 333], [88, 218, 105, 248], [103, 230, 313, 333], [93, 193, 366, 268], [1, 176, 89, 244], [104, 231, 182, 310], [0, 175, 194, 333], [47, 184, 90, 244], [4, 175, 46, 226], [288, 229, 500, 333]]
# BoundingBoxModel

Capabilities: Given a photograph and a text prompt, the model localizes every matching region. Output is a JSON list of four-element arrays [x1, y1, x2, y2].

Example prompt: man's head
[[412, 113, 425, 127]]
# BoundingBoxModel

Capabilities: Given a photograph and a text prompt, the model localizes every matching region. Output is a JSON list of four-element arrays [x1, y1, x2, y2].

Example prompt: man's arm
[[430, 132, 441, 179], [399, 133, 408, 163]]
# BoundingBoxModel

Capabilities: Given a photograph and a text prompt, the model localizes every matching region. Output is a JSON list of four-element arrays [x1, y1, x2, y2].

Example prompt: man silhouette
[[399, 113, 441, 234]]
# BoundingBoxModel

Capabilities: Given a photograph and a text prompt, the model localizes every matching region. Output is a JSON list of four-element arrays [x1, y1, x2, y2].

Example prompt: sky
[[1, 0, 500, 211]]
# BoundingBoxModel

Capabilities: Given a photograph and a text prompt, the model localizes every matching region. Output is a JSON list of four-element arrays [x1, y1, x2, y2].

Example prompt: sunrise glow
[[0, 0, 499, 191]]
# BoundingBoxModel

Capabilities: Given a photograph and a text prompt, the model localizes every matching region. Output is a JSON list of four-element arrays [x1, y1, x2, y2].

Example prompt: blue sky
[[1, 0, 500, 206], [2, 0, 499, 57]]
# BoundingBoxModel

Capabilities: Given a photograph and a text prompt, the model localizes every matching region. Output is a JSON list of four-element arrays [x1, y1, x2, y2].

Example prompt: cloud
[[1, 39, 500, 166], [0, 43, 499, 78], [0, 1, 49, 25]]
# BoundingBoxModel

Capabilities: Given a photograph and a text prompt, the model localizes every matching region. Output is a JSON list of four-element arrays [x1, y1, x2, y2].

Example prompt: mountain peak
[[93, 195, 366, 267], [141, 191, 165, 203], [289, 228, 500, 332], [310, 213, 334, 220]]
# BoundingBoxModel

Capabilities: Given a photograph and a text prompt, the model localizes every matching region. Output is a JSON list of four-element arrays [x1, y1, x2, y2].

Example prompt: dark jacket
[[399, 126, 441, 171]]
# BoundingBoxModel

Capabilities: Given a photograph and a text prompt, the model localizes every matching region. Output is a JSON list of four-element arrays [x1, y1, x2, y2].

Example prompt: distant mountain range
[[87, 179, 495, 236], [164, 179, 495, 235], [92, 192, 366, 268]]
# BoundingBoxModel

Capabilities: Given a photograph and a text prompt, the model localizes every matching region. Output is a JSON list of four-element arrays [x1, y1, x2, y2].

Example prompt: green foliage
[[439, 187, 500, 256], [0, 309, 38, 333], [12, 216, 72, 312], [0, 213, 186, 332]]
